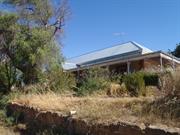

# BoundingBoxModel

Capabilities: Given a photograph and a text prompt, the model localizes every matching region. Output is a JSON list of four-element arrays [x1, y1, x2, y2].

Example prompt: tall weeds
[[76, 67, 110, 96]]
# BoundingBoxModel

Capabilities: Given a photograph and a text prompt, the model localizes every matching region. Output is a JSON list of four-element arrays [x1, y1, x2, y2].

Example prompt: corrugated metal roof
[[62, 41, 153, 70]]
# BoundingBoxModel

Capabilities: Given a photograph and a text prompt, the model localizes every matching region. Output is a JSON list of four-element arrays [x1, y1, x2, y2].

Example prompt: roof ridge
[[131, 41, 153, 52], [67, 41, 135, 60]]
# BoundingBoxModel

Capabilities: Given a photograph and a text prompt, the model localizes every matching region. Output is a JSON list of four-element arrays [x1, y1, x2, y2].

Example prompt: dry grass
[[11, 92, 180, 128], [172, 69, 180, 96], [5, 69, 180, 130], [0, 125, 19, 135], [106, 83, 128, 97], [10, 93, 157, 124]]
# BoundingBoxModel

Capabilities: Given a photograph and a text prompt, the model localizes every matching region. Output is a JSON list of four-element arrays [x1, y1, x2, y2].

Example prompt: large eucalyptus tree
[[0, 0, 69, 92]]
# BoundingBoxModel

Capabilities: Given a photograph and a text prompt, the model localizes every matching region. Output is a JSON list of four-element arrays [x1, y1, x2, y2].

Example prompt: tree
[[0, 14, 18, 93], [0, 0, 69, 92], [0, 60, 16, 93], [172, 43, 180, 58]]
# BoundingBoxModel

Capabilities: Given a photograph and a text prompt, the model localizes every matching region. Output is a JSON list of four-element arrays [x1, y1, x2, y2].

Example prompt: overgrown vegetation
[[0, 91, 21, 130], [46, 68, 76, 93], [141, 69, 180, 127], [75, 67, 110, 96], [0, 0, 72, 134], [0, 0, 69, 94], [0, 0, 179, 134], [123, 72, 145, 96], [72, 68, 161, 97], [143, 73, 159, 86], [11, 92, 179, 128], [107, 83, 128, 97], [0, 0, 177, 99]]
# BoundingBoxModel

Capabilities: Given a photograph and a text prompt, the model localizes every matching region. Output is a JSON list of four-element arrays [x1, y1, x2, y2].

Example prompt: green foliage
[[77, 77, 108, 96], [110, 73, 123, 84], [0, 92, 20, 126], [0, 92, 20, 109], [143, 73, 159, 86], [123, 72, 145, 96], [0, 62, 16, 93], [0, 0, 67, 91], [12, 26, 59, 83], [2, 110, 21, 126], [47, 68, 76, 93], [0, 109, 15, 127], [123, 72, 160, 96], [0, 14, 18, 92], [0, 12, 63, 86], [76, 67, 110, 96], [172, 43, 180, 58]]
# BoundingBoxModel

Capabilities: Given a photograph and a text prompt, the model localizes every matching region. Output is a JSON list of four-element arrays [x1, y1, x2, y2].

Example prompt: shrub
[[0, 62, 16, 94], [109, 72, 123, 84], [76, 67, 110, 96], [15, 68, 76, 94], [77, 77, 108, 96], [46, 68, 76, 93], [20, 83, 49, 94], [158, 71, 174, 95], [0, 92, 20, 126], [153, 69, 180, 96], [172, 69, 180, 96], [123, 72, 145, 97], [0, 92, 19, 110], [142, 94, 180, 125], [143, 73, 159, 87]]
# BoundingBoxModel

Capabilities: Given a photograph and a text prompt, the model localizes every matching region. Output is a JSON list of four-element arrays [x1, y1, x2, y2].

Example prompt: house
[[63, 41, 180, 75]]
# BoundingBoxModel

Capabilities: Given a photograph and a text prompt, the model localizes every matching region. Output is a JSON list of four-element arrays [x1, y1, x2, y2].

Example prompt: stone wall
[[6, 103, 180, 135]]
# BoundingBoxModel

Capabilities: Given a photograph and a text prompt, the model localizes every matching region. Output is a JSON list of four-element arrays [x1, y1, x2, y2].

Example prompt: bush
[[123, 72, 145, 97], [76, 67, 110, 96], [77, 77, 108, 96], [158, 71, 174, 95], [123, 72, 161, 97], [0, 63, 16, 94], [0, 92, 20, 126], [109, 72, 123, 84], [172, 69, 180, 96], [15, 68, 76, 94], [20, 83, 49, 94], [143, 73, 159, 86], [142, 94, 180, 125], [46, 68, 76, 93], [0, 92, 20, 109]]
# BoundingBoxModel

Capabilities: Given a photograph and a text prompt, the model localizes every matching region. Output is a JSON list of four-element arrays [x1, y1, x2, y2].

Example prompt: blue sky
[[62, 0, 180, 59], [0, 0, 179, 59]]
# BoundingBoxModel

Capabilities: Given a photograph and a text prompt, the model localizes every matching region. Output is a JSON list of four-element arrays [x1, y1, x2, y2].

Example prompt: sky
[[0, 0, 179, 59], [62, 0, 180, 59]]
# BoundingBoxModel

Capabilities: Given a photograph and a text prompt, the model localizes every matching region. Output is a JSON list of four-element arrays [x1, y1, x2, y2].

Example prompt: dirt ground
[[11, 93, 179, 128]]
